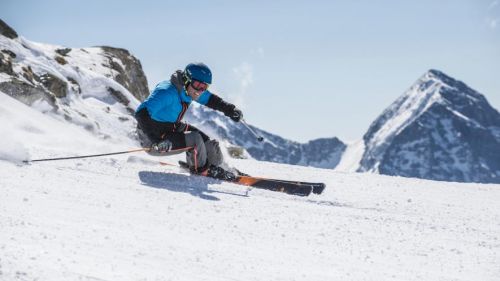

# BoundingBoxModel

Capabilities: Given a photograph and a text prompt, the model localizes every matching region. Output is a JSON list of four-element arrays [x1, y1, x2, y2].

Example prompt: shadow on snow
[[138, 171, 248, 201]]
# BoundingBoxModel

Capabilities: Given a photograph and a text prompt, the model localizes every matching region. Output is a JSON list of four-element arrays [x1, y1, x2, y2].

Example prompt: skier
[[135, 62, 243, 180]]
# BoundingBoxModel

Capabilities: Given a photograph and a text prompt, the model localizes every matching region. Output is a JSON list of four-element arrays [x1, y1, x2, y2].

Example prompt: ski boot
[[199, 164, 237, 181]]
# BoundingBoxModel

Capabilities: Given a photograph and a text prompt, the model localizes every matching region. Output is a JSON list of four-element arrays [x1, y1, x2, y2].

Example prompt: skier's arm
[[196, 91, 243, 122]]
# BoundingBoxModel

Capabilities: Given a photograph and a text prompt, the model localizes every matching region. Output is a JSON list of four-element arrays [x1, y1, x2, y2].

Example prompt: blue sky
[[2, 0, 499, 142]]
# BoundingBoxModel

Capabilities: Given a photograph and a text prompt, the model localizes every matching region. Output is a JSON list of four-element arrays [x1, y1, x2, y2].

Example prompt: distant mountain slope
[[185, 105, 346, 168], [358, 69, 500, 183]]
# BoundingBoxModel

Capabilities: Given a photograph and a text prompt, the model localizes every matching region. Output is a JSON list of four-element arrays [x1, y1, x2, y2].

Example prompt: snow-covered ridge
[[0, 20, 148, 144], [358, 69, 500, 183], [364, 70, 445, 151]]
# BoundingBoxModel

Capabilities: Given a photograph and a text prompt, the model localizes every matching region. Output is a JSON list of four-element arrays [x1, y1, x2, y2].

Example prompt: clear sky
[[2, 0, 499, 142]]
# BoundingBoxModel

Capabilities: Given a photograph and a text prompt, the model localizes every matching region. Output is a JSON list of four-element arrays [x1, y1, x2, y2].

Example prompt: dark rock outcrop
[[0, 51, 15, 76], [0, 79, 57, 109], [100, 46, 149, 101], [0, 19, 18, 39], [39, 73, 68, 98]]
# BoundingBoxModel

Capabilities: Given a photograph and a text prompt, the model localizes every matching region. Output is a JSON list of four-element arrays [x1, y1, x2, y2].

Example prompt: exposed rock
[[0, 19, 18, 39], [39, 73, 68, 98], [0, 79, 57, 109], [67, 77, 81, 94], [227, 145, 247, 159], [99, 46, 149, 101], [106, 86, 135, 114], [107, 86, 129, 105], [1, 49, 16, 58], [21, 66, 37, 84], [55, 48, 71, 56], [0, 52, 15, 76], [55, 56, 67, 65]]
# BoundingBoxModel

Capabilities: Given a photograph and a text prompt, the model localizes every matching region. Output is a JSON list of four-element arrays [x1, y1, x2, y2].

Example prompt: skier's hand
[[228, 108, 243, 122], [151, 139, 173, 153]]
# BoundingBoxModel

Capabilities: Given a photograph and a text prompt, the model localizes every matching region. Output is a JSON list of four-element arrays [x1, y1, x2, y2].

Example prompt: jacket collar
[[170, 70, 193, 103], [170, 70, 186, 93]]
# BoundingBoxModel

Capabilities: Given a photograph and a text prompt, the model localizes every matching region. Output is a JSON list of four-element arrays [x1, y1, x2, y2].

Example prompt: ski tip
[[312, 183, 326, 195]]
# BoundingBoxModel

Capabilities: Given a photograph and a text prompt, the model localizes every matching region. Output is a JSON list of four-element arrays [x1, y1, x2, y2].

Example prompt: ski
[[178, 161, 325, 196], [233, 169, 325, 194]]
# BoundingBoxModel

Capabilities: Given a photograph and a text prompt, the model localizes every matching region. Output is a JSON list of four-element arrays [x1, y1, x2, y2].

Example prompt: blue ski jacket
[[136, 80, 211, 123], [135, 70, 236, 128]]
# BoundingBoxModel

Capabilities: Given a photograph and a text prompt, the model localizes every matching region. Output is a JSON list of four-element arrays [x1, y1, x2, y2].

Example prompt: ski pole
[[23, 148, 151, 163], [23, 146, 196, 164], [241, 119, 264, 142]]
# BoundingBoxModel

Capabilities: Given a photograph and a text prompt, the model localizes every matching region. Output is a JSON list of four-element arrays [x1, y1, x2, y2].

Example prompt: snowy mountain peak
[[358, 69, 500, 183], [362, 70, 446, 151], [427, 69, 469, 90]]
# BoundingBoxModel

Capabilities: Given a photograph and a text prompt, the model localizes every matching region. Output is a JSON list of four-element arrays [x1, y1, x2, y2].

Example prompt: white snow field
[[1, 93, 500, 281]]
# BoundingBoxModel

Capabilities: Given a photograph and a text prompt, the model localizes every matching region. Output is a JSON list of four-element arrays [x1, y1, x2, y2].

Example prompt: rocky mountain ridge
[[358, 69, 500, 183]]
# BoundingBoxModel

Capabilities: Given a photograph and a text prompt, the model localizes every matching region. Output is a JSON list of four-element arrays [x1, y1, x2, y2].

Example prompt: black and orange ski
[[178, 161, 324, 196]]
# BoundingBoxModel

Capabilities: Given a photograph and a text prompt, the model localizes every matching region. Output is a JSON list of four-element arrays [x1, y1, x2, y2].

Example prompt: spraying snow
[[0, 133, 29, 164]]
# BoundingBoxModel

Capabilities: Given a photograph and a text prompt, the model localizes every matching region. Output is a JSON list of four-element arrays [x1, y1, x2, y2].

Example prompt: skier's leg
[[205, 139, 224, 166], [178, 125, 234, 180], [182, 125, 223, 167], [184, 131, 207, 172]]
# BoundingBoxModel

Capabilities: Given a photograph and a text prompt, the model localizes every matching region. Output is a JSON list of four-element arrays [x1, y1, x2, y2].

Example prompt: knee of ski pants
[[205, 139, 223, 166], [185, 132, 207, 168]]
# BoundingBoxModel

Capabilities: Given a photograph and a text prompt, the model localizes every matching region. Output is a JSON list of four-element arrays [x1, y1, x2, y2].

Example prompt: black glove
[[151, 139, 173, 153], [227, 107, 243, 122]]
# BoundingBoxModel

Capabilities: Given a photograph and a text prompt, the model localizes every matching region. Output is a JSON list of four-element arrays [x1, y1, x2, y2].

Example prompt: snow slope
[[1, 92, 500, 280]]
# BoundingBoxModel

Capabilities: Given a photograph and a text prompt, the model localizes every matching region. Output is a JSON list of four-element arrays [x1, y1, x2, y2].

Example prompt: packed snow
[[1, 91, 500, 281]]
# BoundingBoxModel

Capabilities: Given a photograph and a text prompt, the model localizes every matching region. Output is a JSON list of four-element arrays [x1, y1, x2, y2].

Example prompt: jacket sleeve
[[204, 92, 236, 116]]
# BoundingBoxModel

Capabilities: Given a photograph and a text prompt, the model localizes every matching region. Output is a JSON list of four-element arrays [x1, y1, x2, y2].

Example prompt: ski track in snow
[[1, 155, 500, 281]]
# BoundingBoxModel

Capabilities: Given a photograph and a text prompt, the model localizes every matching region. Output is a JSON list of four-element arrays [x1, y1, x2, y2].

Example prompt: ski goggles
[[190, 80, 209, 92]]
